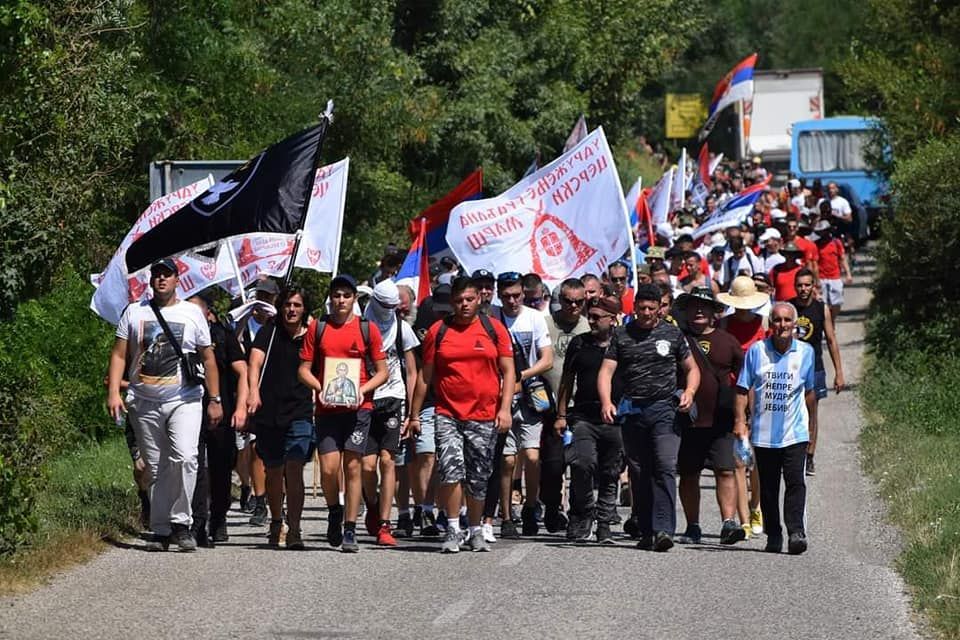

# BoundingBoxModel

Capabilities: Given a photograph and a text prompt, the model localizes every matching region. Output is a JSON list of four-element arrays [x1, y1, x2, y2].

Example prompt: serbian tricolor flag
[[738, 172, 772, 196], [395, 219, 431, 302], [699, 53, 758, 141], [408, 169, 483, 259]]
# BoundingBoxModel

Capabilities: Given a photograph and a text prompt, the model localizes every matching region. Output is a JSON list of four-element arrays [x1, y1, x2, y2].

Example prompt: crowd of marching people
[[106, 157, 851, 556]]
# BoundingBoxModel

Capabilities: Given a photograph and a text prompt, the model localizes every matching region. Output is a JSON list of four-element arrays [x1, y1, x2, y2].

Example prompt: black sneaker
[[395, 512, 414, 538], [623, 515, 640, 539], [143, 533, 169, 552], [436, 511, 449, 534], [720, 519, 746, 545], [239, 485, 252, 512], [788, 532, 808, 555], [574, 518, 594, 543], [596, 522, 615, 544], [412, 506, 423, 530], [248, 496, 268, 526], [521, 504, 539, 536], [636, 535, 654, 550], [676, 523, 702, 544], [421, 511, 441, 537], [500, 519, 520, 539], [544, 507, 568, 533], [193, 520, 214, 549], [169, 524, 197, 552], [268, 520, 283, 548], [565, 517, 582, 541], [653, 531, 674, 552], [806, 454, 816, 476], [211, 520, 229, 543], [765, 536, 784, 553], [327, 505, 344, 547], [458, 511, 468, 530]]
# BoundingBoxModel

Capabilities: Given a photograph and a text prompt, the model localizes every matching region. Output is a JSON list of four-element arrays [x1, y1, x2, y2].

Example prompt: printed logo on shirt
[[350, 340, 361, 355], [795, 316, 813, 341], [698, 339, 711, 355], [474, 339, 486, 351], [656, 339, 671, 357]]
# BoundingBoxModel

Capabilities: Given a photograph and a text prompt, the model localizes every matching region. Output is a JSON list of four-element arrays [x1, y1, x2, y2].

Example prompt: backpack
[[435, 314, 499, 349], [315, 316, 374, 376]]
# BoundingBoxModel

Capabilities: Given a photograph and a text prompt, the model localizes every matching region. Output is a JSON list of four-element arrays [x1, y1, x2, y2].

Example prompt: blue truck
[[790, 116, 890, 239]]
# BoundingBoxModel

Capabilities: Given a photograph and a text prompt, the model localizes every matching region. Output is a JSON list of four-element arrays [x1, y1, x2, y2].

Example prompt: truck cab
[[790, 116, 889, 234]]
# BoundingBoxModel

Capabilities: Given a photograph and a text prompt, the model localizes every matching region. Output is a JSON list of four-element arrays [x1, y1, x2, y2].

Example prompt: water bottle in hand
[[734, 435, 754, 468]]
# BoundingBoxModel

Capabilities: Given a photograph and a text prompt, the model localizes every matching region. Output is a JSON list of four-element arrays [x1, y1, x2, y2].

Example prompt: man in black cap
[[471, 269, 495, 315], [675, 287, 746, 546], [107, 259, 223, 551], [298, 274, 389, 553]]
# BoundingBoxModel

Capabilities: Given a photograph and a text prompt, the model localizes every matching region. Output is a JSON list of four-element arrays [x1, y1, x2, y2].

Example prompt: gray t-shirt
[[543, 313, 589, 394], [604, 320, 690, 403]]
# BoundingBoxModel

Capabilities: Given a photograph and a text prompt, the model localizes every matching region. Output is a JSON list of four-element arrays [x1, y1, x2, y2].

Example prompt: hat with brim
[[717, 276, 770, 310], [432, 283, 453, 314], [646, 246, 667, 260], [781, 241, 804, 256], [676, 287, 727, 313], [330, 274, 358, 293], [150, 258, 178, 275]]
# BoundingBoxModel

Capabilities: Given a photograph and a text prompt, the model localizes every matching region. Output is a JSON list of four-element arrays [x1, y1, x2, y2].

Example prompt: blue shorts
[[397, 406, 437, 466], [256, 419, 316, 469], [815, 370, 828, 400]]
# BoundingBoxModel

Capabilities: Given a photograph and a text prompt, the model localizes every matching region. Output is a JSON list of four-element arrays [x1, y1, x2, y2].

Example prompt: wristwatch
[[210, 395, 222, 404]]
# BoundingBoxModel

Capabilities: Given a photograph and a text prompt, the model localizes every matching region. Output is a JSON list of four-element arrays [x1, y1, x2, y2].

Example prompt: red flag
[[698, 143, 713, 190], [636, 187, 656, 248]]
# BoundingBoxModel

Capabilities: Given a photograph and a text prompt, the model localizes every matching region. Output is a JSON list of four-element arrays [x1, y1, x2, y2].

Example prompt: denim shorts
[[256, 419, 315, 469], [397, 406, 437, 466]]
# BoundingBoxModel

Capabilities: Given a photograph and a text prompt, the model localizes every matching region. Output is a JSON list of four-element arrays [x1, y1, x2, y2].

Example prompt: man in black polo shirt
[[598, 283, 700, 551], [556, 295, 623, 543]]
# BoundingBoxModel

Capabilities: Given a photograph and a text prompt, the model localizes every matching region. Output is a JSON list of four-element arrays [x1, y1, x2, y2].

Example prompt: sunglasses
[[497, 271, 522, 284], [524, 297, 543, 306], [561, 296, 585, 306], [610, 276, 628, 283]]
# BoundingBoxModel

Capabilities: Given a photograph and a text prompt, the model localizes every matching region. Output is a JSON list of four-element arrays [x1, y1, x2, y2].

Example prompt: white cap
[[770, 208, 787, 220], [788, 178, 801, 189], [709, 232, 726, 247], [677, 226, 695, 237], [759, 228, 782, 243], [437, 273, 454, 286], [656, 222, 674, 240], [372, 279, 400, 306]]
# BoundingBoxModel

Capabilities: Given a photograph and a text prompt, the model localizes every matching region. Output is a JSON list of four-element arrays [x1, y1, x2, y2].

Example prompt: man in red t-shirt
[[813, 220, 854, 318], [783, 217, 819, 280], [770, 243, 805, 301], [410, 277, 514, 553], [298, 274, 388, 553], [608, 261, 635, 317]]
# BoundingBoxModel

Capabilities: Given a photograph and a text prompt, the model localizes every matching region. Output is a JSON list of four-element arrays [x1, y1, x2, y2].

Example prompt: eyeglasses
[[561, 296, 585, 306], [523, 297, 542, 306], [610, 276, 627, 283], [497, 272, 522, 284]]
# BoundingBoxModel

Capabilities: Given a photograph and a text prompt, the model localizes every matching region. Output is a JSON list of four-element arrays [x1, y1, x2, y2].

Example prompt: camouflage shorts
[[435, 414, 498, 500]]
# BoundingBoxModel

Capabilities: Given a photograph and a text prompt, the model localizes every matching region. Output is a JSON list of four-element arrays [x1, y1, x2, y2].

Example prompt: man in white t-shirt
[[819, 182, 853, 224], [107, 259, 222, 551], [361, 280, 419, 546], [484, 272, 553, 538]]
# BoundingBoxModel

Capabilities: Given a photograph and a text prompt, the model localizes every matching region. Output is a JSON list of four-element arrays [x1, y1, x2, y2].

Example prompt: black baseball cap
[[329, 274, 358, 293], [150, 258, 178, 275], [432, 284, 453, 313], [471, 269, 495, 282]]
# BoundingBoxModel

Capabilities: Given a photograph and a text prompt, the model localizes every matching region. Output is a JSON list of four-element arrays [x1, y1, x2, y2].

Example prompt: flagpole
[[620, 179, 640, 291], [225, 239, 247, 304], [260, 100, 335, 387], [330, 157, 349, 277]]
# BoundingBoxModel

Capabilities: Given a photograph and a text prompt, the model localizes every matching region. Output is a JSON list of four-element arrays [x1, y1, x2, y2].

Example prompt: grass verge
[[860, 352, 960, 638], [0, 437, 138, 595]]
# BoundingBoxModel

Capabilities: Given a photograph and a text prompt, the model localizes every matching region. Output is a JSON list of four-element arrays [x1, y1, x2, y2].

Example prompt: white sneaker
[[482, 523, 497, 543]]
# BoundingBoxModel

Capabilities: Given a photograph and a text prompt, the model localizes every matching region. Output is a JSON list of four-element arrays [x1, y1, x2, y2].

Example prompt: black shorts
[[366, 400, 403, 455], [316, 409, 372, 455], [678, 427, 736, 475]]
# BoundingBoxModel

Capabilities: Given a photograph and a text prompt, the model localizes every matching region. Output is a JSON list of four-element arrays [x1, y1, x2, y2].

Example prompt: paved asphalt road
[[0, 254, 924, 639]]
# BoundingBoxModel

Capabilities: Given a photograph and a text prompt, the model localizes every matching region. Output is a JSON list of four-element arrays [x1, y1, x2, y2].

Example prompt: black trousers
[[755, 442, 808, 539], [191, 429, 209, 527], [620, 400, 680, 536], [483, 432, 509, 519], [539, 411, 565, 513], [205, 423, 237, 525], [567, 420, 622, 524]]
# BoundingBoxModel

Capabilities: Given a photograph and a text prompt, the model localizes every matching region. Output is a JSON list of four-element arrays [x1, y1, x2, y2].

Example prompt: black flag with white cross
[[125, 123, 326, 273]]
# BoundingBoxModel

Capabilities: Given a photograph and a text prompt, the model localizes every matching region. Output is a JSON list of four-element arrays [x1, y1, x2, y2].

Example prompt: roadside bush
[[868, 133, 960, 358], [0, 269, 114, 554]]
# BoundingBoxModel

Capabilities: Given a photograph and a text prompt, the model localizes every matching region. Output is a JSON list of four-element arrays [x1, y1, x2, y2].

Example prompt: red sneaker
[[376, 523, 397, 546]]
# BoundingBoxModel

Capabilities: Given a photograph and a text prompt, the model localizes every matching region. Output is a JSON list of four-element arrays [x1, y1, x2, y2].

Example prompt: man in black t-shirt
[[598, 284, 700, 551], [675, 287, 745, 546], [555, 295, 623, 544], [246, 288, 316, 549]]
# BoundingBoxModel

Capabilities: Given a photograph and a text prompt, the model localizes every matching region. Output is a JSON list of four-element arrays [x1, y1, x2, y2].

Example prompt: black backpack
[[315, 316, 374, 375], [435, 314, 499, 349]]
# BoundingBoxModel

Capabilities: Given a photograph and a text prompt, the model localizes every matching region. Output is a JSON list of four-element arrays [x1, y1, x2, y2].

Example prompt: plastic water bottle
[[562, 428, 573, 447], [734, 436, 754, 468]]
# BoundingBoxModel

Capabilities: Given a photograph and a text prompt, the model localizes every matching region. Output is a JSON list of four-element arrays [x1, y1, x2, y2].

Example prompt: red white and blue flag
[[395, 219, 431, 302], [692, 189, 764, 240], [699, 53, 758, 141], [408, 169, 483, 259]]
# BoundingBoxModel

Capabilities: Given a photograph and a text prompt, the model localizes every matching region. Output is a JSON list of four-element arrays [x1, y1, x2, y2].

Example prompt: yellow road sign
[[665, 94, 707, 139]]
